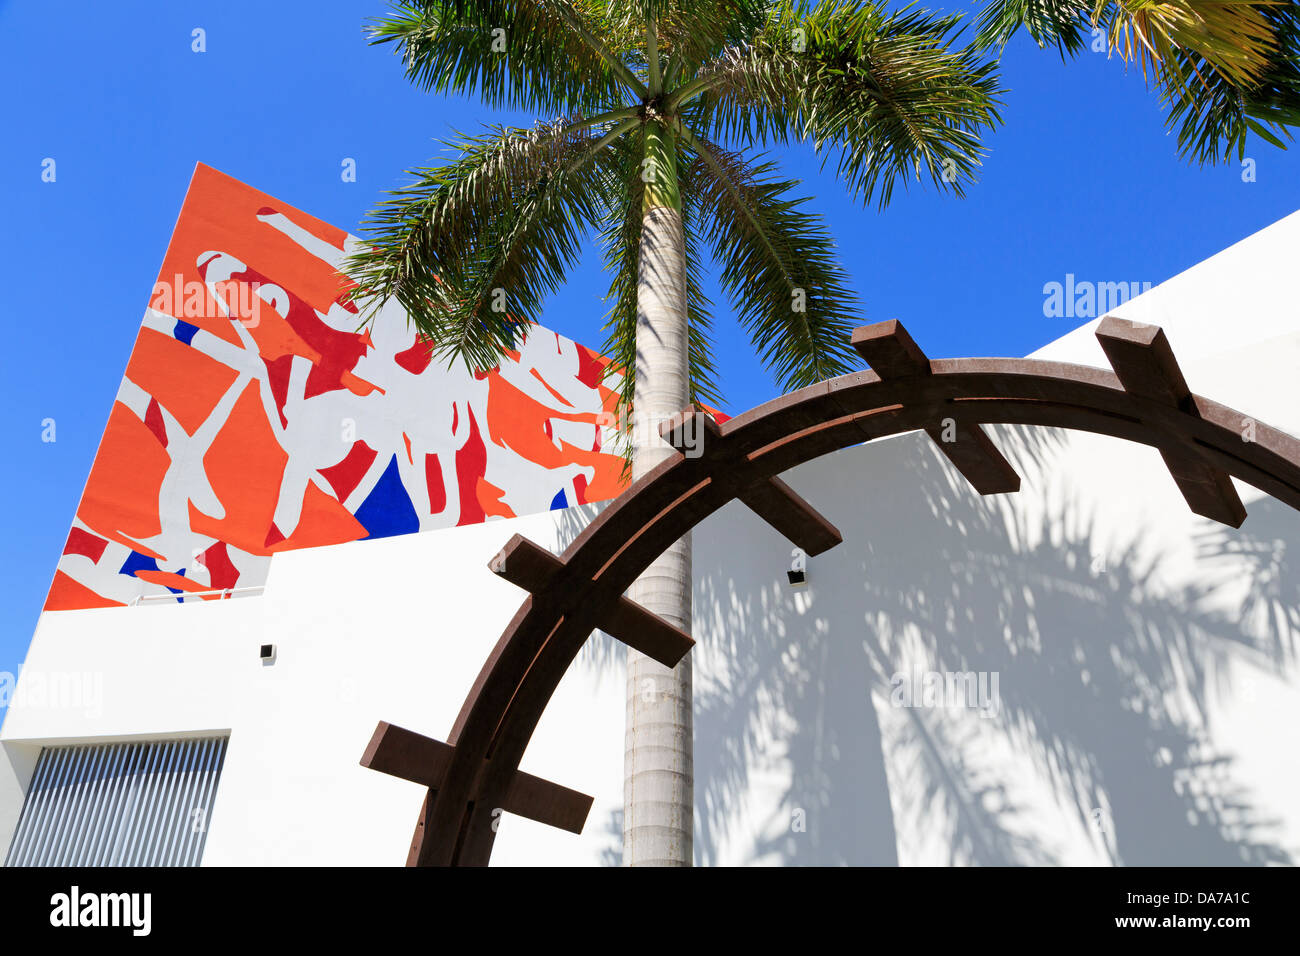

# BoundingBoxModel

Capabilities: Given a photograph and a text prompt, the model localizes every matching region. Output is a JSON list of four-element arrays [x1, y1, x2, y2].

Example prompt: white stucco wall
[[3, 209, 1299, 866], [685, 208, 1300, 865], [1, 509, 625, 866]]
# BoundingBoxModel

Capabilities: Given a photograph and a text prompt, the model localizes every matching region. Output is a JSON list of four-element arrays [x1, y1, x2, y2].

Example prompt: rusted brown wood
[[361, 720, 454, 788], [737, 475, 842, 556], [1096, 316, 1246, 527], [849, 319, 929, 378], [661, 408, 843, 555], [490, 535, 693, 668], [852, 320, 1020, 495], [360, 721, 593, 835]]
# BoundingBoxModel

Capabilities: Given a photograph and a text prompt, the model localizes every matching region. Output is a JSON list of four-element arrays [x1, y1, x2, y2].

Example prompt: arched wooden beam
[[363, 316, 1300, 866]]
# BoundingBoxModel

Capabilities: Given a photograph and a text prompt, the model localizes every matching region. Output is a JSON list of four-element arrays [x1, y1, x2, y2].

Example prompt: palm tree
[[975, 1, 1300, 163], [345, 0, 1002, 865]]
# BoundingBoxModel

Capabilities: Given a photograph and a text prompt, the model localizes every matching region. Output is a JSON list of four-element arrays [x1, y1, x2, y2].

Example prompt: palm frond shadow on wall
[[681, 424, 1292, 866]]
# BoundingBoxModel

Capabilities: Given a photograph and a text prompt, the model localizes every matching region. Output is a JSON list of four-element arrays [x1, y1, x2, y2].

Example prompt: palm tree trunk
[[623, 121, 693, 866]]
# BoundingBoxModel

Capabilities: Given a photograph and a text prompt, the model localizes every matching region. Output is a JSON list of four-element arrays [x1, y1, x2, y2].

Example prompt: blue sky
[[1, 0, 1298, 702]]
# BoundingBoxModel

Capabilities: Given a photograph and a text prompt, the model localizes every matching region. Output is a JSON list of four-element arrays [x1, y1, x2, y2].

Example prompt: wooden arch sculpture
[[362, 316, 1300, 866]]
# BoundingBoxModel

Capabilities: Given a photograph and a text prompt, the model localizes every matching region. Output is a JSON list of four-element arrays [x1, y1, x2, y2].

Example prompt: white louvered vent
[[4, 736, 228, 867]]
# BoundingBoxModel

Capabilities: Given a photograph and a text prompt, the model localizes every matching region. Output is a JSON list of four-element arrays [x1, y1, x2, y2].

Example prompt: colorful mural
[[46, 164, 627, 610]]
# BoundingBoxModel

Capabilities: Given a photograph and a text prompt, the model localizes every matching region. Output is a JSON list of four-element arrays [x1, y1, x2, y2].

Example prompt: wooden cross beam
[[490, 535, 694, 668], [737, 474, 843, 556], [1095, 316, 1247, 528], [660, 410, 843, 556], [361, 721, 593, 835], [851, 320, 1021, 495]]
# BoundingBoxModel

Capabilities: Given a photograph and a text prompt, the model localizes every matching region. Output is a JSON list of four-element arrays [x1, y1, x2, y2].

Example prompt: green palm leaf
[[346, 115, 635, 371], [367, 0, 642, 113], [681, 132, 859, 389], [976, 0, 1300, 163], [598, 131, 723, 411], [354, 0, 1006, 397], [684, 1, 1003, 208]]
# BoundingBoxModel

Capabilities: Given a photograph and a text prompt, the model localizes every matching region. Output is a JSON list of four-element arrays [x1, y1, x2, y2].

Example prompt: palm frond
[[974, 0, 1299, 163], [1159, 3, 1300, 162], [681, 131, 860, 391], [658, 0, 770, 81], [1104, 1, 1279, 90], [688, 0, 1004, 208], [366, 0, 642, 114], [598, 130, 723, 414], [681, 215, 724, 410], [345, 115, 632, 372], [974, 0, 1092, 54]]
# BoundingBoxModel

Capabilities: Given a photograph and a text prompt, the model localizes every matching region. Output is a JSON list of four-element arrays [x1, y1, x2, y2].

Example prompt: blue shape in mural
[[120, 550, 187, 599], [355, 455, 420, 539], [173, 319, 199, 346], [119, 550, 159, 579]]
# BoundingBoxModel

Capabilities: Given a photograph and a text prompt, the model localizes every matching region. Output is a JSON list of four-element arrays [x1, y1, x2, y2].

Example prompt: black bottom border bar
[[0, 864, 1292, 942]]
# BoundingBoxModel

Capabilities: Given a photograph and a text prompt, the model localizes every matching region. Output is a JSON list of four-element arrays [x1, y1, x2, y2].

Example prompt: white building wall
[[1, 510, 625, 866], [3, 210, 1300, 866], [686, 209, 1300, 865]]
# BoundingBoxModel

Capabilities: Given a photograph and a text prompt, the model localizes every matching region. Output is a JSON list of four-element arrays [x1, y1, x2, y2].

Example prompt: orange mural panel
[[273, 482, 368, 552], [190, 381, 289, 556], [45, 572, 127, 611], [127, 328, 241, 436], [46, 164, 633, 611], [155, 165, 352, 336], [76, 402, 170, 547]]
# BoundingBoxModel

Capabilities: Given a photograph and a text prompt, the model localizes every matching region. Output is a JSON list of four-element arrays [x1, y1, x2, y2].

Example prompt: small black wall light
[[787, 547, 807, 587]]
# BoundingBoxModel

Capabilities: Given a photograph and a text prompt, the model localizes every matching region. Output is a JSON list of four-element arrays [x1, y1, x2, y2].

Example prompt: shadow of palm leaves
[[690, 424, 1291, 865], [1195, 497, 1300, 668]]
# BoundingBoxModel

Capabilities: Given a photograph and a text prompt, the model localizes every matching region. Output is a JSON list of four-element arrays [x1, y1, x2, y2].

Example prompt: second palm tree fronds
[[976, 1, 1300, 163]]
